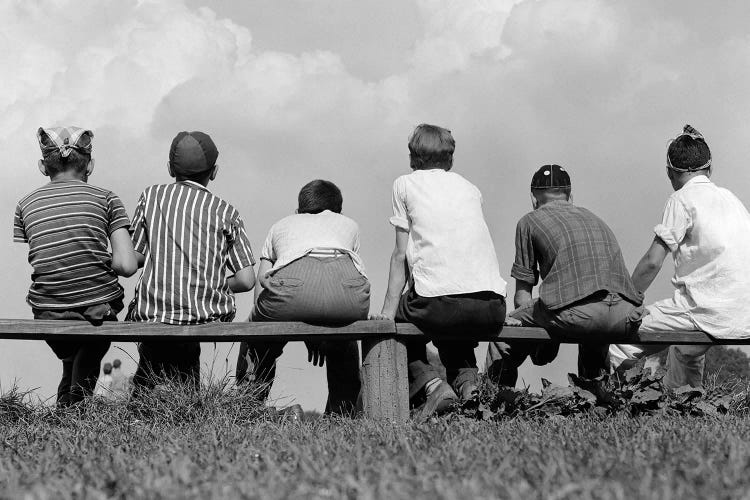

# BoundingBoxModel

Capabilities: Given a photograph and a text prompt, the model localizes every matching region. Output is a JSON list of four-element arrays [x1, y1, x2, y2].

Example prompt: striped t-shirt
[[127, 181, 256, 325], [14, 180, 131, 310]]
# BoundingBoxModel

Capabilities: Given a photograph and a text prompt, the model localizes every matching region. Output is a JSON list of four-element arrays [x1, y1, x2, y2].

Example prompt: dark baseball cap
[[531, 164, 571, 189], [169, 131, 218, 176]]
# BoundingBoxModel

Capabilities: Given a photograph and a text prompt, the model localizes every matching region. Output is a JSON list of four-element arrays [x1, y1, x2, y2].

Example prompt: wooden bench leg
[[361, 337, 409, 422]]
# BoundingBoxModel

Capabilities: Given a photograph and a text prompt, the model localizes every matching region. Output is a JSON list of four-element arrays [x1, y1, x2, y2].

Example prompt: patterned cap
[[531, 164, 571, 189], [37, 126, 93, 159], [169, 131, 219, 176]]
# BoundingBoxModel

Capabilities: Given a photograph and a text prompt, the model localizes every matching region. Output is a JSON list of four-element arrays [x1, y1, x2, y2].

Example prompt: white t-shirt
[[390, 169, 507, 297], [261, 211, 366, 277], [654, 175, 750, 338]]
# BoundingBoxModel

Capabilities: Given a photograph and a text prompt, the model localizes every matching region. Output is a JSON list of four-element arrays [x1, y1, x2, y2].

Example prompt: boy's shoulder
[[18, 181, 117, 207], [273, 211, 358, 230]]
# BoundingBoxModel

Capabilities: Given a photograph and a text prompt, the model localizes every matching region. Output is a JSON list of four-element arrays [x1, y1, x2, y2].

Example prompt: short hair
[[531, 187, 571, 200], [298, 180, 343, 214], [113, 359, 121, 369], [667, 135, 711, 172], [408, 124, 455, 171], [42, 149, 90, 176], [103, 362, 112, 375]]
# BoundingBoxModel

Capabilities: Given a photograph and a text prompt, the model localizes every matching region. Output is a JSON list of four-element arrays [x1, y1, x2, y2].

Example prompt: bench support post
[[361, 337, 409, 422]]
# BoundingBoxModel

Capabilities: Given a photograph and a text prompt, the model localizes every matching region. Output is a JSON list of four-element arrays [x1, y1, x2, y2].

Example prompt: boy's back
[[128, 181, 255, 325], [15, 180, 130, 310]]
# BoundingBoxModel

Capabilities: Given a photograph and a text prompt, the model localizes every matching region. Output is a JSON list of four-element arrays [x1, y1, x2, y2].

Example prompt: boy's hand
[[504, 316, 522, 327], [306, 341, 326, 367]]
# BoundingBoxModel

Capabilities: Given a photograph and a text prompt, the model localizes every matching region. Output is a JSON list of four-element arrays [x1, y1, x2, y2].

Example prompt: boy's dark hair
[[42, 149, 90, 176], [532, 187, 571, 199], [667, 135, 711, 172], [298, 180, 343, 214], [103, 363, 112, 375], [408, 124, 455, 171]]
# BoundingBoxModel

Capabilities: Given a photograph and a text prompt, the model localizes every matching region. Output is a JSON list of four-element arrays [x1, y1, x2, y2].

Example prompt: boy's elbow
[[112, 258, 138, 277], [390, 249, 406, 264]]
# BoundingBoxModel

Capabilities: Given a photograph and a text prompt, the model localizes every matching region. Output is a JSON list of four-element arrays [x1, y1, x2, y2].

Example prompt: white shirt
[[654, 175, 750, 338], [390, 169, 506, 297], [95, 374, 113, 398], [261, 211, 366, 276]]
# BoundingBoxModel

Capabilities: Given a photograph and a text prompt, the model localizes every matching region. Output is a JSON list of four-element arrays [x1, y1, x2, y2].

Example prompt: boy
[[236, 180, 369, 415], [374, 124, 507, 416], [128, 131, 256, 391], [95, 362, 114, 399], [485, 165, 644, 387], [610, 125, 750, 387], [14, 126, 137, 407]]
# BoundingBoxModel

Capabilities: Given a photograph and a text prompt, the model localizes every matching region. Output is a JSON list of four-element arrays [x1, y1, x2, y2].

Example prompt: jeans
[[486, 292, 644, 387], [237, 255, 369, 415], [609, 296, 711, 388], [396, 287, 506, 400], [34, 301, 119, 407]]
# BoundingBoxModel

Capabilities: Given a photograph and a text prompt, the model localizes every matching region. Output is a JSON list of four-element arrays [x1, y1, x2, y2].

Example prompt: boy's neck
[[49, 171, 87, 183], [175, 175, 211, 187]]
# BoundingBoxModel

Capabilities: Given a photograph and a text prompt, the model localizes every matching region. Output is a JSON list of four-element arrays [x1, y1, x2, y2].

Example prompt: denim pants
[[486, 292, 644, 387], [34, 301, 119, 407], [236, 255, 369, 415], [396, 287, 506, 400]]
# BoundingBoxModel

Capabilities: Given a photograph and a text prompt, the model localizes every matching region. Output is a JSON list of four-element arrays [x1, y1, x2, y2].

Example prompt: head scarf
[[37, 126, 93, 159], [667, 124, 711, 172]]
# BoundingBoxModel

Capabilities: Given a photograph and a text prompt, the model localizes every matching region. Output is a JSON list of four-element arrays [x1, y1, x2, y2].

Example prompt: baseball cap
[[531, 164, 571, 189], [37, 126, 93, 159], [169, 131, 219, 176]]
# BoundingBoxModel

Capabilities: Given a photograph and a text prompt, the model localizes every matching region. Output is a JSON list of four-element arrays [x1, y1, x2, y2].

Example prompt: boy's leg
[[324, 340, 361, 415], [46, 341, 77, 407], [486, 300, 559, 387], [69, 340, 111, 403], [435, 340, 478, 397], [241, 341, 286, 401]]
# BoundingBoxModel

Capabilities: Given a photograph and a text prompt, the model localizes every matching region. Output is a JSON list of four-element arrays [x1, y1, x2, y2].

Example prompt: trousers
[[396, 287, 506, 399], [34, 301, 119, 407], [236, 255, 369, 415], [609, 297, 711, 388], [486, 292, 644, 387]]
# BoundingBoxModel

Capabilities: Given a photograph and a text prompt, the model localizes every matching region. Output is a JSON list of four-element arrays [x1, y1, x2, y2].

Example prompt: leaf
[[673, 385, 705, 404], [624, 364, 644, 383], [631, 388, 662, 405]]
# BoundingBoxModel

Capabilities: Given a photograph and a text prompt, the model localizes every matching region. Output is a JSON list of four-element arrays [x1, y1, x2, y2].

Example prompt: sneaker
[[458, 382, 479, 401], [416, 381, 458, 417]]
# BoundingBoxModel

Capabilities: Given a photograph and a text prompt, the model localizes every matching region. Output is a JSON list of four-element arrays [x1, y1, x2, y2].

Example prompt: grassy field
[[2, 381, 750, 500]]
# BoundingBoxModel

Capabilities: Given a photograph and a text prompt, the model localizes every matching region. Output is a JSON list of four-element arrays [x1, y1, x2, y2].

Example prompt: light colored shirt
[[390, 169, 506, 297], [261, 211, 366, 276], [111, 368, 129, 395], [654, 175, 750, 338], [129, 181, 256, 325]]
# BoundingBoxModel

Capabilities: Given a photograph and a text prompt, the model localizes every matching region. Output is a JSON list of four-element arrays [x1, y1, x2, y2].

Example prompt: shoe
[[458, 382, 479, 401], [416, 381, 457, 417], [279, 404, 305, 422]]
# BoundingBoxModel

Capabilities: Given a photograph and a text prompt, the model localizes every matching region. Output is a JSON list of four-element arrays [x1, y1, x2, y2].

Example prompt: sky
[[2, 0, 750, 411]]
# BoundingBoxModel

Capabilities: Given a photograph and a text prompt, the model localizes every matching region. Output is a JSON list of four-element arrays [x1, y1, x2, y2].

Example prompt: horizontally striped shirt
[[14, 180, 130, 310], [127, 181, 255, 325]]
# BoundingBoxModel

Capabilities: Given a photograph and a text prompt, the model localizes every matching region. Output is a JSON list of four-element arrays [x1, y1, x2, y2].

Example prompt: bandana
[[37, 127, 93, 159], [667, 124, 711, 172]]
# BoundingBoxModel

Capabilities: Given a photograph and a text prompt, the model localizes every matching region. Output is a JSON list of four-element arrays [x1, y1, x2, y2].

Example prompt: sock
[[424, 378, 442, 396]]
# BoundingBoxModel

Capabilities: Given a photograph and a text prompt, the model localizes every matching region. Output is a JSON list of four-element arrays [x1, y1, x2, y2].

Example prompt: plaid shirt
[[512, 200, 641, 310]]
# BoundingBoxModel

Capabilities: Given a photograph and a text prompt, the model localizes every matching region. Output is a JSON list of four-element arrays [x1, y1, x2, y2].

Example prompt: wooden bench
[[0, 319, 742, 422]]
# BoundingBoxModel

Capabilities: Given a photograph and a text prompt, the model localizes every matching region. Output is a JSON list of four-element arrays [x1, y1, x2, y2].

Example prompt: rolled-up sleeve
[[227, 215, 256, 273], [389, 178, 409, 230], [654, 197, 691, 252], [510, 218, 538, 285], [130, 193, 148, 255], [259, 227, 275, 262]]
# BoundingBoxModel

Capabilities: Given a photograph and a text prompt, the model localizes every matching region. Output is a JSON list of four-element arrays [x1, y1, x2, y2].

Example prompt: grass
[[2, 379, 750, 500]]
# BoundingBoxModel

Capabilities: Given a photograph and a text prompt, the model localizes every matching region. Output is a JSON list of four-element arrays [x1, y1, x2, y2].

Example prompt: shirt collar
[[178, 180, 211, 192], [683, 175, 711, 187]]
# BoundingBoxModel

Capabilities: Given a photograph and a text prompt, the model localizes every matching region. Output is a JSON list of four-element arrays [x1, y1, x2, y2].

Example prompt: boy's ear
[[167, 162, 175, 178], [85, 158, 95, 177], [38, 159, 48, 177], [209, 164, 219, 181]]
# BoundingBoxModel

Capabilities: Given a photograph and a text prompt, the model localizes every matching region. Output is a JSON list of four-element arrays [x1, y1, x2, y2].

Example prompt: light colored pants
[[609, 297, 711, 388]]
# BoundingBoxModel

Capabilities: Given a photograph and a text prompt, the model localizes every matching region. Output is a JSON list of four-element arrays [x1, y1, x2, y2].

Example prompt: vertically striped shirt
[[127, 181, 255, 325], [13, 180, 130, 310]]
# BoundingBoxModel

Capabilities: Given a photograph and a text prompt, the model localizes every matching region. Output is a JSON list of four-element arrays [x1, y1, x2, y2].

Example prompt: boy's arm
[[110, 228, 138, 277], [376, 227, 409, 320], [513, 280, 534, 309], [631, 237, 669, 293], [228, 265, 256, 293], [253, 259, 273, 302]]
